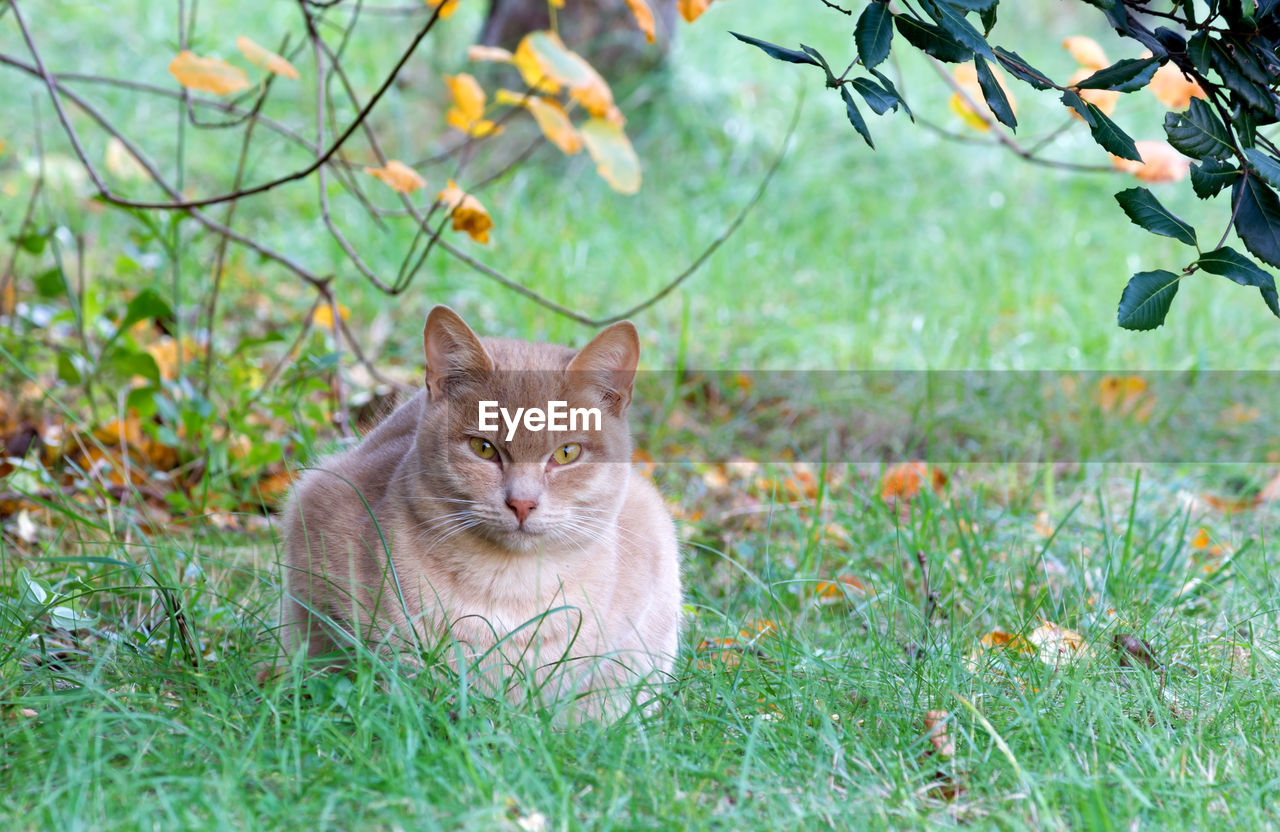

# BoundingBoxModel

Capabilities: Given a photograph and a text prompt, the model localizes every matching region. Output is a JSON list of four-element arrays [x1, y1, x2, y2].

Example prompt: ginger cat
[[278, 306, 681, 714]]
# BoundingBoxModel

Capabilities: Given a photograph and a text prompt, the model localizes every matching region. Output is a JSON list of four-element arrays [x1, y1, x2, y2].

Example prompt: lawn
[[1, 0, 1278, 829]]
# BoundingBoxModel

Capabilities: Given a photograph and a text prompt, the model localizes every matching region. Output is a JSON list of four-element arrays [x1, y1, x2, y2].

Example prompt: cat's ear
[[423, 305, 494, 398], [566, 321, 640, 416]]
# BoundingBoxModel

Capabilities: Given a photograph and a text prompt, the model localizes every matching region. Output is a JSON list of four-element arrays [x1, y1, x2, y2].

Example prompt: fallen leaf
[[1096, 375, 1154, 422], [580, 117, 641, 194], [815, 574, 873, 604], [880, 462, 946, 503], [623, 0, 657, 43], [1062, 35, 1108, 70], [738, 618, 779, 641], [923, 710, 955, 758], [1148, 61, 1205, 110], [1028, 620, 1092, 666], [437, 179, 493, 243], [1219, 403, 1261, 425], [104, 137, 150, 181], [235, 36, 300, 79], [168, 50, 251, 95], [364, 160, 426, 194], [1110, 140, 1190, 183], [1113, 633, 1160, 670]]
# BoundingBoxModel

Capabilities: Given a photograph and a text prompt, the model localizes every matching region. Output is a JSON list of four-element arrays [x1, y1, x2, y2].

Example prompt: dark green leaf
[[10, 229, 51, 255], [1115, 187, 1198, 246], [979, 3, 997, 35], [1191, 158, 1240, 198], [973, 54, 1016, 129], [894, 15, 971, 62], [1064, 91, 1141, 161], [730, 32, 821, 67], [118, 288, 174, 334], [1244, 148, 1280, 189], [840, 86, 875, 148], [1117, 270, 1181, 330], [854, 2, 893, 69], [56, 352, 81, 384], [868, 67, 914, 119], [943, 0, 997, 10], [101, 347, 161, 384], [849, 78, 898, 115], [1164, 99, 1234, 160], [1211, 41, 1273, 113], [1233, 174, 1280, 268], [1074, 57, 1161, 92], [800, 44, 837, 86], [33, 268, 65, 298], [1187, 31, 1213, 75], [923, 0, 994, 59], [993, 47, 1054, 89], [1196, 245, 1280, 317]]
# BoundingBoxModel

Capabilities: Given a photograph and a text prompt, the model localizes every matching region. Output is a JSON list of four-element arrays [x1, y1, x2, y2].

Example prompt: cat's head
[[414, 305, 639, 551]]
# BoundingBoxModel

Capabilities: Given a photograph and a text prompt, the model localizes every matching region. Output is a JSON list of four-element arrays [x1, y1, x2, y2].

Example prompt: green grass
[[2, 0, 1280, 829]]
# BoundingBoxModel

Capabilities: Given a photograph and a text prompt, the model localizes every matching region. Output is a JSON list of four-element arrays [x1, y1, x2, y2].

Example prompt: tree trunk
[[480, 0, 679, 74]]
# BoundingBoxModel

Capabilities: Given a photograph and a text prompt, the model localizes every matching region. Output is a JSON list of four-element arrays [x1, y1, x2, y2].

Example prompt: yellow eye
[[551, 443, 581, 465], [469, 437, 497, 460]]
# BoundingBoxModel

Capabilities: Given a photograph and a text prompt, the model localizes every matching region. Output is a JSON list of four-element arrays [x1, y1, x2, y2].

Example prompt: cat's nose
[[506, 498, 537, 525]]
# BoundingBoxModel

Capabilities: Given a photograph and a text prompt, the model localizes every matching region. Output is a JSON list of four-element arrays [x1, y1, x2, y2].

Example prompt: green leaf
[[993, 47, 1054, 90], [730, 33, 821, 67], [1210, 40, 1272, 113], [1191, 158, 1239, 199], [1232, 174, 1280, 268], [118, 288, 174, 334], [1074, 57, 1161, 92], [17, 569, 50, 609], [943, 0, 997, 10], [1114, 187, 1198, 247], [923, 0, 994, 59], [1063, 91, 1141, 161], [48, 605, 98, 631], [1196, 245, 1280, 317], [973, 54, 1016, 129], [101, 347, 162, 384], [1244, 148, 1280, 189], [840, 86, 875, 148], [1187, 31, 1212, 75], [799, 44, 836, 86], [32, 267, 65, 298], [1117, 270, 1181, 330], [849, 77, 898, 115], [1163, 98, 1233, 160], [10, 228, 51, 255], [894, 15, 971, 62], [56, 352, 82, 384], [868, 67, 913, 119], [854, 2, 893, 70]]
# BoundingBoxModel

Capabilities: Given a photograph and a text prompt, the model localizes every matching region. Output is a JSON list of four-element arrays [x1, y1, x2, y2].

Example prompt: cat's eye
[[469, 437, 498, 460], [551, 443, 581, 465]]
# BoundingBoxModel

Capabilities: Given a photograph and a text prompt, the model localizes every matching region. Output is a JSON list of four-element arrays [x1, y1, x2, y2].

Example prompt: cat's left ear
[[566, 321, 640, 416]]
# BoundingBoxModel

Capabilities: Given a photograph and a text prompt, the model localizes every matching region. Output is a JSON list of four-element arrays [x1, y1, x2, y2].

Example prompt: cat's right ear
[[423, 305, 494, 399]]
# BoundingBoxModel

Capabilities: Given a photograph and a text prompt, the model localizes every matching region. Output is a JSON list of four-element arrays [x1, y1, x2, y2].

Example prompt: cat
[[277, 305, 682, 715]]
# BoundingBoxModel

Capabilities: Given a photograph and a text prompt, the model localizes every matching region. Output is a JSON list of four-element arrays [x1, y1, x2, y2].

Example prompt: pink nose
[[506, 498, 537, 525]]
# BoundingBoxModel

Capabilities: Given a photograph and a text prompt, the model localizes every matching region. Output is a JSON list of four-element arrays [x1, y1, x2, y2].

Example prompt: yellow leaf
[[364, 160, 426, 194], [168, 50, 251, 95], [580, 117, 640, 194], [624, 0, 657, 43], [497, 89, 582, 154], [814, 575, 873, 605], [235, 36, 300, 80], [1096, 375, 1154, 422], [425, 0, 460, 19], [312, 302, 350, 329], [1028, 620, 1092, 666], [437, 179, 493, 244], [1109, 140, 1189, 184], [679, 0, 712, 23], [468, 44, 514, 63], [445, 73, 486, 122], [1148, 61, 1205, 110], [1067, 68, 1120, 117], [104, 137, 150, 181], [446, 108, 502, 138], [520, 31, 617, 120], [1062, 35, 1108, 70], [513, 36, 561, 94]]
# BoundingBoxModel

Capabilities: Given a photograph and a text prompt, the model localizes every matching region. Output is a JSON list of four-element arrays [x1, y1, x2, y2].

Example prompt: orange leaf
[[168, 50, 251, 95], [1096, 375, 1154, 422], [1109, 140, 1190, 184], [520, 31, 617, 120], [468, 44, 514, 63], [235, 36, 300, 80], [624, 0, 657, 43], [1062, 35, 1108, 70], [425, 0, 460, 19], [815, 574, 872, 604], [445, 73, 486, 123], [1148, 61, 1205, 110], [738, 618, 779, 640], [679, 0, 711, 23], [977, 630, 1034, 654], [580, 117, 641, 194], [496, 89, 583, 154], [880, 462, 944, 503], [364, 160, 426, 194], [923, 710, 955, 758], [437, 179, 493, 243]]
